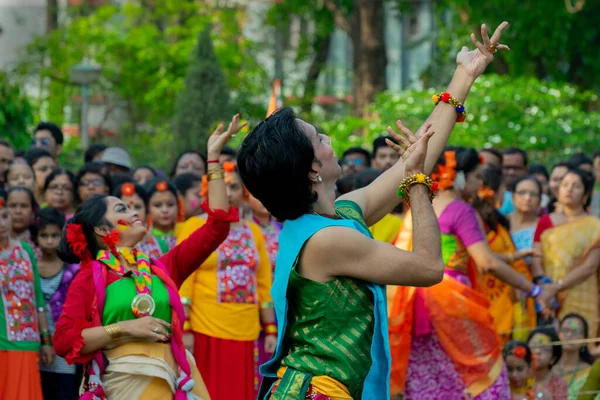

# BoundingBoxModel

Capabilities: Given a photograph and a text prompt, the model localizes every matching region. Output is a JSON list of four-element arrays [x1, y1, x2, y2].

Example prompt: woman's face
[[558, 172, 587, 209], [298, 119, 341, 185], [78, 172, 109, 203], [183, 182, 202, 219], [148, 191, 178, 231], [37, 224, 61, 255], [7, 191, 33, 234], [0, 206, 11, 243], [560, 317, 585, 352], [505, 355, 531, 389], [133, 168, 156, 186], [549, 166, 568, 199], [121, 193, 147, 222], [7, 163, 35, 192], [513, 179, 541, 214], [225, 172, 245, 209], [248, 193, 269, 218], [463, 164, 484, 200], [528, 333, 554, 369], [33, 157, 56, 193], [175, 153, 206, 177], [102, 196, 147, 247], [44, 174, 74, 212]]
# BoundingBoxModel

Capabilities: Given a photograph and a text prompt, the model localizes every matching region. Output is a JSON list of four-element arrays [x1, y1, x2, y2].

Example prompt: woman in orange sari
[[390, 148, 550, 399], [472, 165, 536, 344]]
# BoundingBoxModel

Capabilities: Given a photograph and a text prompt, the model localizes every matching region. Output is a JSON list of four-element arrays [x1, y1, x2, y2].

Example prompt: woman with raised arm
[[237, 22, 511, 400], [52, 116, 243, 400]]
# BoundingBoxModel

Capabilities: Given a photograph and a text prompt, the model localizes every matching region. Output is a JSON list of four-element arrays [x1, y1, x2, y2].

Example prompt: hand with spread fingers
[[456, 21, 510, 78], [385, 120, 435, 176], [207, 114, 247, 160]]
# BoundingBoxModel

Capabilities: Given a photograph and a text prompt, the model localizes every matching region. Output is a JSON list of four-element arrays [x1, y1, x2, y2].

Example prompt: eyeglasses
[[515, 190, 540, 198], [80, 178, 105, 187], [47, 185, 73, 193], [32, 138, 51, 148], [343, 159, 364, 166]]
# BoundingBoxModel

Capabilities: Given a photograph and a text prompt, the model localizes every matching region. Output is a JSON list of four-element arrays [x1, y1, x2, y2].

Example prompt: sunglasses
[[343, 159, 364, 166]]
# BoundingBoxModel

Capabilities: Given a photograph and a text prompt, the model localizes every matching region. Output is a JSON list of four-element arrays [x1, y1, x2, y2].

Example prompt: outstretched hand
[[456, 21, 510, 78], [207, 114, 247, 160], [385, 120, 435, 176]]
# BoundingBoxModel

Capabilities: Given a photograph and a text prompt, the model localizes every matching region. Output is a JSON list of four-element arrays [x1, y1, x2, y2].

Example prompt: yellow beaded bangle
[[397, 173, 437, 206], [264, 325, 278, 335]]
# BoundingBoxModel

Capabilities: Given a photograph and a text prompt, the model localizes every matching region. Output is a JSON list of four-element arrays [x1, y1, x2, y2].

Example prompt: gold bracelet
[[397, 173, 437, 206], [104, 323, 123, 340], [207, 168, 225, 181]]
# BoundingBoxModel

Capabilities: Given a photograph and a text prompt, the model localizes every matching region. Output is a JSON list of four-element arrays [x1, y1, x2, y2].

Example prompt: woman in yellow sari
[[533, 168, 600, 339], [472, 165, 536, 344]]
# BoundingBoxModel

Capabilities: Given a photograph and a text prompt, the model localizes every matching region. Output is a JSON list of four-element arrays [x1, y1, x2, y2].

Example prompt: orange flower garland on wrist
[[431, 151, 457, 190]]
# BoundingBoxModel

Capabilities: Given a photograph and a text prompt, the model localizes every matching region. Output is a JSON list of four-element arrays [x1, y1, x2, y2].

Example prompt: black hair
[[355, 168, 382, 190], [527, 326, 562, 368], [23, 148, 53, 168], [336, 176, 356, 197], [372, 136, 397, 155], [6, 186, 38, 213], [480, 147, 503, 164], [76, 162, 112, 202], [528, 164, 549, 180], [503, 340, 533, 366], [502, 147, 528, 166], [568, 152, 593, 169], [144, 177, 178, 200], [472, 164, 509, 230], [34, 122, 64, 145], [4, 161, 35, 185], [169, 151, 207, 178], [31, 207, 65, 245], [551, 161, 571, 172], [435, 146, 481, 178], [560, 313, 595, 365], [342, 147, 371, 165], [562, 167, 595, 208], [0, 139, 12, 149], [58, 195, 112, 264], [110, 173, 134, 189], [593, 150, 600, 160], [43, 168, 76, 194], [112, 182, 149, 206], [84, 143, 108, 163], [221, 146, 237, 157], [133, 165, 157, 179], [238, 108, 318, 220], [173, 173, 202, 196], [512, 175, 543, 197]]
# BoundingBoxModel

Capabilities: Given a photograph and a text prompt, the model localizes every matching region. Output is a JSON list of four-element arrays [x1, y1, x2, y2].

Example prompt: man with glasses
[[0, 140, 15, 191], [32, 122, 64, 162], [499, 147, 529, 215], [341, 147, 371, 178]]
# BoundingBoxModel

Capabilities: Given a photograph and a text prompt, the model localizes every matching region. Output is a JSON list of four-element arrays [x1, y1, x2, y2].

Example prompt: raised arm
[[341, 22, 509, 227]]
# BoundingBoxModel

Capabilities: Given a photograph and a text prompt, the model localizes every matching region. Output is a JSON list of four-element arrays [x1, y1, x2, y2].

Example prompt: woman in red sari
[[53, 115, 243, 400]]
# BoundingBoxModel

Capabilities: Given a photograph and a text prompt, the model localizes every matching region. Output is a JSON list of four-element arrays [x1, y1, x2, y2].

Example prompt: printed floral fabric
[[135, 236, 165, 261], [260, 221, 280, 275]]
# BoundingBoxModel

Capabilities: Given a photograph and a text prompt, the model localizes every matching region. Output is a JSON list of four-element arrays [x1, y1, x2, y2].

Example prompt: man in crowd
[[569, 152, 594, 173], [0, 140, 15, 190], [32, 122, 64, 163], [499, 147, 528, 215], [84, 143, 108, 163], [341, 147, 370, 178], [101, 147, 132, 176], [372, 136, 399, 172]]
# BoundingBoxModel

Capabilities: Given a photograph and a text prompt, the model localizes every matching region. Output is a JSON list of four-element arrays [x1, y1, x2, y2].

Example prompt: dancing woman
[[53, 116, 242, 400], [238, 22, 511, 400]]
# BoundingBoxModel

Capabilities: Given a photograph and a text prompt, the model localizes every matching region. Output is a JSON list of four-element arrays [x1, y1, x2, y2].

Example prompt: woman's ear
[[94, 225, 110, 238]]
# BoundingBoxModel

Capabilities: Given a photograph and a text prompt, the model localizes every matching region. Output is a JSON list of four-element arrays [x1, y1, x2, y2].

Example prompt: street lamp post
[[70, 58, 101, 150]]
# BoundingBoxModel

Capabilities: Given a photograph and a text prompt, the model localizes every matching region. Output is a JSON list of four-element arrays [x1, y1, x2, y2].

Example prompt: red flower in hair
[[121, 183, 135, 197], [156, 181, 168, 192], [0, 198, 4, 208], [66, 224, 91, 262], [479, 154, 486, 165], [222, 161, 236, 173], [513, 345, 527, 359]]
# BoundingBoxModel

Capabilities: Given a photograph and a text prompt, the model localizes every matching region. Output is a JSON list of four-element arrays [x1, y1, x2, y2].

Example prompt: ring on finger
[[153, 327, 160, 333], [489, 43, 498, 54]]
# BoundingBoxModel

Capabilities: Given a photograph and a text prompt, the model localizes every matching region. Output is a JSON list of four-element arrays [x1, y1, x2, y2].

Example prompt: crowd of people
[[1, 21, 599, 400]]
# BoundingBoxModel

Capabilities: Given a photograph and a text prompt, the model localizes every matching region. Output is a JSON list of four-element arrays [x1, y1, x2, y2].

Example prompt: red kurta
[[53, 207, 237, 365]]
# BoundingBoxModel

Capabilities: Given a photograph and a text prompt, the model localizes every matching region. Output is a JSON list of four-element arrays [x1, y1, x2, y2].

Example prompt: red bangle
[[207, 159, 220, 164]]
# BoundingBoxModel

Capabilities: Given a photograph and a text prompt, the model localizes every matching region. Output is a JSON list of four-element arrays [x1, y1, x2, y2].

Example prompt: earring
[[317, 175, 323, 184]]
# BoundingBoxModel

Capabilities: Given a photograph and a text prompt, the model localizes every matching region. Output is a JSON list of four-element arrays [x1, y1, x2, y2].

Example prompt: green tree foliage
[[172, 26, 230, 153], [0, 72, 34, 149], [317, 75, 600, 163]]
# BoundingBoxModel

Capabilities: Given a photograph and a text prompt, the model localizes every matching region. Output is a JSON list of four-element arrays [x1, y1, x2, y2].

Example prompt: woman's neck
[[152, 224, 173, 235], [39, 252, 60, 262], [561, 205, 585, 219], [533, 365, 551, 382], [312, 186, 337, 216], [511, 210, 538, 227], [558, 350, 581, 372], [0, 236, 9, 249], [253, 213, 271, 226]]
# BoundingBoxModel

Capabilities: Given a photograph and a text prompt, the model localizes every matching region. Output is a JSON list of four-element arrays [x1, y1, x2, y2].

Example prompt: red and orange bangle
[[263, 323, 278, 336], [41, 330, 52, 346], [432, 92, 467, 123]]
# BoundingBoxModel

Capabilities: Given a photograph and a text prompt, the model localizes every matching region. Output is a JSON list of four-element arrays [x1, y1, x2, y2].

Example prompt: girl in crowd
[[6, 186, 39, 251], [33, 207, 80, 400], [113, 182, 170, 259], [503, 340, 550, 399], [532, 169, 600, 335], [179, 160, 275, 400], [53, 117, 240, 399], [472, 165, 535, 343], [173, 173, 204, 220], [0, 192, 53, 400], [547, 162, 570, 213], [170, 151, 207, 178], [527, 326, 568, 399], [76, 162, 111, 204], [509, 175, 542, 267], [145, 178, 183, 250], [43, 169, 76, 218], [554, 313, 596, 399], [4, 161, 36, 192], [133, 165, 158, 186], [528, 164, 550, 208], [23, 148, 56, 205]]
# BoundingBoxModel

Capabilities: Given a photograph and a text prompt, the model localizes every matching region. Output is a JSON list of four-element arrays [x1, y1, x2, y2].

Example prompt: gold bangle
[[104, 323, 123, 340], [207, 168, 225, 181], [396, 173, 437, 206]]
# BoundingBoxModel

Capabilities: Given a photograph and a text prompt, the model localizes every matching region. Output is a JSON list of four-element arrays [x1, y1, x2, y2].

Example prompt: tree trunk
[[301, 34, 332, 115], [351, 0, 387, 123], [46, 0, 58, 33]]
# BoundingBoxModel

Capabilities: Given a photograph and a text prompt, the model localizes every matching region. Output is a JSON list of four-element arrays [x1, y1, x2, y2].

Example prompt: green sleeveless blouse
[[281, 200, 374, 399], [103, 276, 172, 325]]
